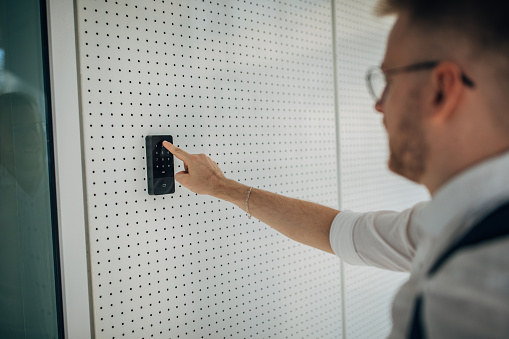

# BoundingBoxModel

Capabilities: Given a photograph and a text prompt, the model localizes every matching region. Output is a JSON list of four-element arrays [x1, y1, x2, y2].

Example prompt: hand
[[162, 141, 228, 196]]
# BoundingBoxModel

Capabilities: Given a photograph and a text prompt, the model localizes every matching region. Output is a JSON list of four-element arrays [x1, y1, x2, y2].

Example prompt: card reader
[[146, 135, 175, 195]]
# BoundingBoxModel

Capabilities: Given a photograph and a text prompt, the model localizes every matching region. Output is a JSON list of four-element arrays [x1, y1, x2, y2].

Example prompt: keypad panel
[[153, 141, 173, 179]]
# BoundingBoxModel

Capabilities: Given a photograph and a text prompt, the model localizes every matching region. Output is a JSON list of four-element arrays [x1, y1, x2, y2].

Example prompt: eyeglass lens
[[368, 68, 387, 102]]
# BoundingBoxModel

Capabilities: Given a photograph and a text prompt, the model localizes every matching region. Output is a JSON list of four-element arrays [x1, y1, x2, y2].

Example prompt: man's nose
[[375, 100, 384, 114]]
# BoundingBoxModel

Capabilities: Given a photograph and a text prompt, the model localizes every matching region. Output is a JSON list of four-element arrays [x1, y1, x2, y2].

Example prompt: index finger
[[162, 141, 191, 161]]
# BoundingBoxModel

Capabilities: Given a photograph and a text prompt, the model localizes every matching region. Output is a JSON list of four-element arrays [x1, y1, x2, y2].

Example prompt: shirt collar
[[419, 149, 509, 237]]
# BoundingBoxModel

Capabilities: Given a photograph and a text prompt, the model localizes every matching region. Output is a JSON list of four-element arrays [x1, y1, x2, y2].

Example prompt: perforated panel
[[334, 1, 429, 338], [76, 0, 342, 338]]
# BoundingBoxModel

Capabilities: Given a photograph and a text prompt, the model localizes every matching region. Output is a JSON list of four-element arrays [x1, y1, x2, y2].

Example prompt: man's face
[[377, 13, 430, 183]]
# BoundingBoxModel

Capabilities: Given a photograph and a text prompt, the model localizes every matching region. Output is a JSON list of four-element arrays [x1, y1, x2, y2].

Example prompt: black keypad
[[153, 141, 173, 178]]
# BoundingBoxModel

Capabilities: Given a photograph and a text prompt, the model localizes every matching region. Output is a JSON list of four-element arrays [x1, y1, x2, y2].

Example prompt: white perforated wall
[[334, 1, 429, 338], [76, 0, 342, 338], [73, 0, 433, 338]]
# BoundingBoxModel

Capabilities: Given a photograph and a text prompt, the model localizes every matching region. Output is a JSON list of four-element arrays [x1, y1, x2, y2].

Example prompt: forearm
[[215, 179, 339, 254], [160, 141, 339, 254]]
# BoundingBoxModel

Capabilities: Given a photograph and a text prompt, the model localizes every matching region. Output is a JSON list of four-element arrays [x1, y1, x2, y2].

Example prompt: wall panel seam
[[330, 0, 347, 338]]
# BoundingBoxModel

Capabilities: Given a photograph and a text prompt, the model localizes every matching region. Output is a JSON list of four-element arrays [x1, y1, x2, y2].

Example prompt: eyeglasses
[[365, 61, 476, 103]]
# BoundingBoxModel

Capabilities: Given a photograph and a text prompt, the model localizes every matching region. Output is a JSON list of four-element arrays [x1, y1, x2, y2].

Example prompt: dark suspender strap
[[408, 296, 426, 339], [428, 201, 509, 276], [408, 201, 509, 339]]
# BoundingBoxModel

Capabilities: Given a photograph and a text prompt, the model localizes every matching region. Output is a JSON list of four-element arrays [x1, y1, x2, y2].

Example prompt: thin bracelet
[[245, 186, 253, 219]]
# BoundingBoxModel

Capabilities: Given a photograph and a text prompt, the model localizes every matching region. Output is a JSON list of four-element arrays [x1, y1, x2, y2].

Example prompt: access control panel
[[145, 135, 175, 195]]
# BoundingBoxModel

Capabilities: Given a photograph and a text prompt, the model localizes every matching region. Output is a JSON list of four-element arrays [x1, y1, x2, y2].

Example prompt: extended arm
[[163, 141, 339, 254], [216, 179, 339, 254]]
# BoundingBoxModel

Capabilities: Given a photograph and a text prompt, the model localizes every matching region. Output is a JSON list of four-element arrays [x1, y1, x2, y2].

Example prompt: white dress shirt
[[330, 150, 509, 338]]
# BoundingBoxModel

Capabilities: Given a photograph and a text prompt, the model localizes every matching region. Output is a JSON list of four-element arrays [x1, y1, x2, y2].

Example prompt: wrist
[[214, 179, 249, 205]]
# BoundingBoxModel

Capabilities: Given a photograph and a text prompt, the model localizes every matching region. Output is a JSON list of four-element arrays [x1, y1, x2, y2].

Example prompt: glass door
[[0, 0, 63, 337]]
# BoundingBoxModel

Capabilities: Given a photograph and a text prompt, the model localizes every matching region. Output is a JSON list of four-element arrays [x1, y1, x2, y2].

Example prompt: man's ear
[[429, 62, 464, 123], [435, 91, 443, 104]]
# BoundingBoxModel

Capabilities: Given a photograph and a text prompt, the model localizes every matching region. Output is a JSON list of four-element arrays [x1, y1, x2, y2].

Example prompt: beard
[[386, 101, 429, 183]]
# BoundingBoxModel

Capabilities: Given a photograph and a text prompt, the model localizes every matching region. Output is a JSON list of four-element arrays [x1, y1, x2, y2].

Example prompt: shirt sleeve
[[329, 202, 427, 272]]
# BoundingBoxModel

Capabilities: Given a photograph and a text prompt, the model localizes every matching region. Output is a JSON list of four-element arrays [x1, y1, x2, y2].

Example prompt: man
[[162, 0, 509, 337]]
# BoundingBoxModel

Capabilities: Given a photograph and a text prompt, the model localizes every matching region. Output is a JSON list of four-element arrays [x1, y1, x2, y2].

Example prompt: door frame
[[45, 0, 93, 337]]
